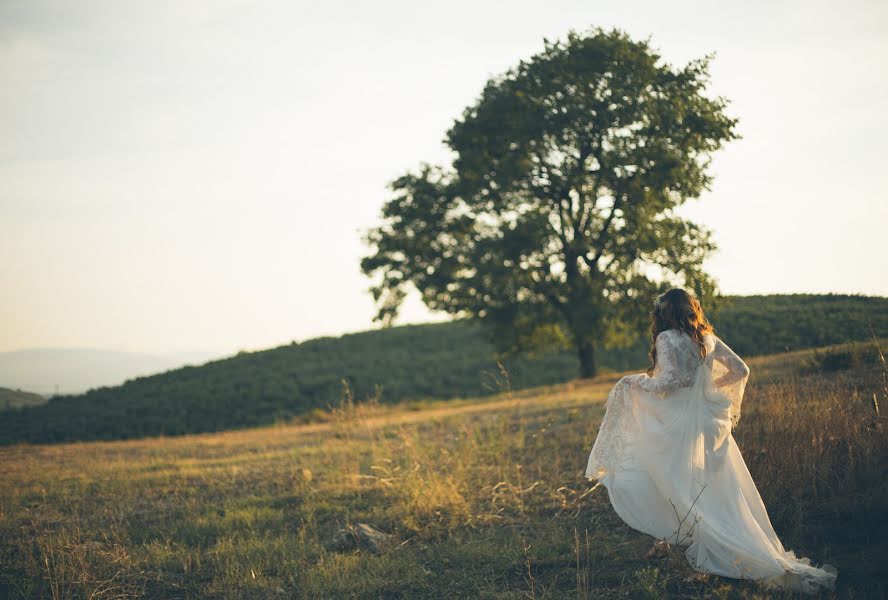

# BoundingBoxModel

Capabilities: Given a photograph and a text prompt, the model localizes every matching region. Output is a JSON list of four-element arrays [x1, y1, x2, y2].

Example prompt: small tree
[[361, 27, 739, 378]]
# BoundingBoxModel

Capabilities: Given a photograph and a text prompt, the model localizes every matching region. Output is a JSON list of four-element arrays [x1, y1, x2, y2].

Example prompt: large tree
[[360, 27, 739, 378]]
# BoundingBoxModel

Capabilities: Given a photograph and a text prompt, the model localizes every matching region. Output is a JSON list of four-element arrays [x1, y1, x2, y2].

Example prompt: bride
[[584, 288, 837, 594]]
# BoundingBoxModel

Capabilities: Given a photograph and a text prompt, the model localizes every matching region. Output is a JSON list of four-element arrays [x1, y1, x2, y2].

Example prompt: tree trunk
[[577, 339, 597, 379]]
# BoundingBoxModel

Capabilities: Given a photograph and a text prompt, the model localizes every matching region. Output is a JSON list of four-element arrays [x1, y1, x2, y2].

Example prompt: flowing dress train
[[584, 328, 837, 594]]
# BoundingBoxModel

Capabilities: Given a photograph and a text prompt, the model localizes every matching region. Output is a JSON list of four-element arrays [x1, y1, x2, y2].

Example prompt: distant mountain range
[[2, 293, 887, 445], [0, 349, 222, 396]]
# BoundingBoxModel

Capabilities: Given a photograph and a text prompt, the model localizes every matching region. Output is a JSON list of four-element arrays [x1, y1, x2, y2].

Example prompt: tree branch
[[535, 271, 572, 320], [577, 147, 605, 234], [581, 192, 623, 272], [542, 289, 571, 320], [570, 142, 593, 245], [530, 148, 573, 253]]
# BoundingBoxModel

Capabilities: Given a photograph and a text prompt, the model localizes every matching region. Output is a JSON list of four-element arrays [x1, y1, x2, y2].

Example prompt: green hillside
[[0, 387, 47, 411], [1, 294, 886, 445]]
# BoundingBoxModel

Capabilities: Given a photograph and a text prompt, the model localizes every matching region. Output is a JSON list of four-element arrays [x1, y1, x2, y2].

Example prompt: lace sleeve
[[711, 337, 750, 386], [629, 329, 699, 397], [707, 336, 750, 425]]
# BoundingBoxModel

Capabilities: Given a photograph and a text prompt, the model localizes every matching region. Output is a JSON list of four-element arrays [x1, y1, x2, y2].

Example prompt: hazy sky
[[1, 0, 886, 355]]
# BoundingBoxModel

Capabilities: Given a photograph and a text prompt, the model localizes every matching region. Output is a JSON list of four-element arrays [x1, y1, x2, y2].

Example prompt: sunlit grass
[[0, 341, 885, 598]]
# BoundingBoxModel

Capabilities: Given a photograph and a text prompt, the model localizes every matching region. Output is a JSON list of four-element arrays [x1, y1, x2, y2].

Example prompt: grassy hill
[[1, 293, 886, 445], [0, 387, 47, 411], [0, 341, 885, 598], [0, 348, 222, 396]]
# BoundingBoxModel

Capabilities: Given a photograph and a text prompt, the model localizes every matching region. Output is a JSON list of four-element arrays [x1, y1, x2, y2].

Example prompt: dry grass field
[[1, 342, 886, 599]]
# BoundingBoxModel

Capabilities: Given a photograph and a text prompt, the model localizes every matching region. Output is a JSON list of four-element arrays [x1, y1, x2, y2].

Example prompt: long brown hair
[[647, 288, 714, 375]]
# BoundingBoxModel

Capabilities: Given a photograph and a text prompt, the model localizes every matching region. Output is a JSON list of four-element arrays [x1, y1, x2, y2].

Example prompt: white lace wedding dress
[[585, 328, 837, 594]]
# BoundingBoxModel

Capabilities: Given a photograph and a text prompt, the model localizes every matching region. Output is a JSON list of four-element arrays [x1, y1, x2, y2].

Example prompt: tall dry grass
[[0, 343, 885, 598]]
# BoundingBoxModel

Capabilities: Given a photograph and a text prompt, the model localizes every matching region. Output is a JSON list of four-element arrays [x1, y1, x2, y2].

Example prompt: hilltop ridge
[[1, 293, 885, 445]]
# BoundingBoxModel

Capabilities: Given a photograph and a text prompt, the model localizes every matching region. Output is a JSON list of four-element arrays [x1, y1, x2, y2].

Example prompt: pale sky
[[1, 0, 886, 355]]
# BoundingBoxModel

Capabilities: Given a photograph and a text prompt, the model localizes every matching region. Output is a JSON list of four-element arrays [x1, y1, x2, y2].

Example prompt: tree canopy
[[361, 27, 740, 377]]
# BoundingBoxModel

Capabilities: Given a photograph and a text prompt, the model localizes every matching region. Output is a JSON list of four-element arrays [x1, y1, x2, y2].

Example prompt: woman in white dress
[[585, 288, 837, 594]]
